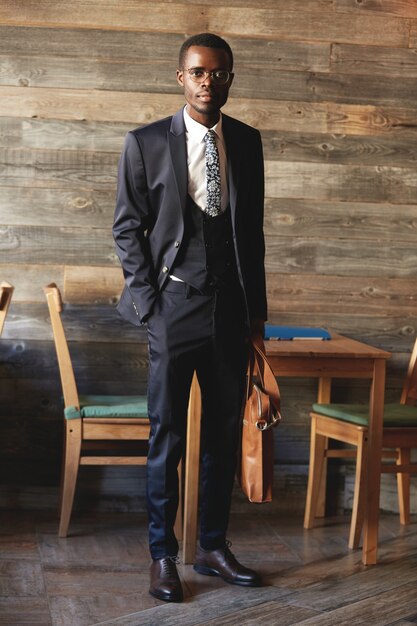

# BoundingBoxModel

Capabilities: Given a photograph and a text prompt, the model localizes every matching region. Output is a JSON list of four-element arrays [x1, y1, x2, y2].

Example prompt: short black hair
[[178, 33, 233, 70]]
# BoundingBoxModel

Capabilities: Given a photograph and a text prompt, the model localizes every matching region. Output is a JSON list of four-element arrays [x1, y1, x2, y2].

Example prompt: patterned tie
[[204, 130, 221, 217]]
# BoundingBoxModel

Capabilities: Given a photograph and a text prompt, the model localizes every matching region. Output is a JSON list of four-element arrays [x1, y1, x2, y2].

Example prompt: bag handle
[[252, 338, 280, 407], [246, 336, 282, 428]]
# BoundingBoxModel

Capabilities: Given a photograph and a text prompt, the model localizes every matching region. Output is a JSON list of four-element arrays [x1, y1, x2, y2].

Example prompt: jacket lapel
[[168, 109, 188, 216]]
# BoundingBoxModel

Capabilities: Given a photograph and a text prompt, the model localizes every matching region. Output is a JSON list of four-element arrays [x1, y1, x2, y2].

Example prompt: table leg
[[362, 358, 386, 565], [174, 459, 183, 541], [182, 372, 201, 564], [316, 377, 331, 517]]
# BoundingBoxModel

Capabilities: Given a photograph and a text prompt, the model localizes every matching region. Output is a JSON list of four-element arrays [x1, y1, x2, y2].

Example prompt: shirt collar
[[183, 106, 223, 143]]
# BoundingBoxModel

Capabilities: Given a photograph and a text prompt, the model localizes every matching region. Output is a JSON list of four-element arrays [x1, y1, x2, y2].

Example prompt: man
[[113, 32, 267, 603]]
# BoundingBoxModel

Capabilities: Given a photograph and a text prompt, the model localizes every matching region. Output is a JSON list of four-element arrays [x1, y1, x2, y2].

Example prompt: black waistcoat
[[172, 196, 239, 292]]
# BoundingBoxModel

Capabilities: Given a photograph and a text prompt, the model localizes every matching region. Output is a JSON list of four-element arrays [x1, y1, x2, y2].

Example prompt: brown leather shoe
[[193, 542, 261, 587], [149, 557, 183, 602]]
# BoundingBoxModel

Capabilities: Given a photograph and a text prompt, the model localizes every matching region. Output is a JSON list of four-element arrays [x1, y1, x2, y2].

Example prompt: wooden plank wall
[[1, 0, 416, 514]]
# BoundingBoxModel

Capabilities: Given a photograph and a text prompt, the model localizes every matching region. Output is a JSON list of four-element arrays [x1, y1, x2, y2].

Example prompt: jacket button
[[174, 241, 180, 248], [162, 266, 169, 273]]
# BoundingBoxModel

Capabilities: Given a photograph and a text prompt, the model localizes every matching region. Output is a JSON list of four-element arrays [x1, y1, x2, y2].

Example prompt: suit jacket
[[113, 108, 267, 326]]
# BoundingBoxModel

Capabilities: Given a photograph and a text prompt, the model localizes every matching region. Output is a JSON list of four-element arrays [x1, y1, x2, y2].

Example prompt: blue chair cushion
[[312, 402, 417, 427], [64, 394, 148, 420]]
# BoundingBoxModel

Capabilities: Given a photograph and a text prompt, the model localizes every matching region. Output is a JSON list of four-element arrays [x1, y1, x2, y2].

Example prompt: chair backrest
[[44, 283, 80, 410], [0, 282, 14, 336], [400, 338, 417, 406]]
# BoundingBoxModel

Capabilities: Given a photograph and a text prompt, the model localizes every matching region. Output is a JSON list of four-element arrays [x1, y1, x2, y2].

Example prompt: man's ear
[[176, 69, 184, 87]]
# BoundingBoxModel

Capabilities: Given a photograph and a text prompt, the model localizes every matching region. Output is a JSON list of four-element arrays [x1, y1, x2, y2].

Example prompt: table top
[[264, 333, 391, 360]]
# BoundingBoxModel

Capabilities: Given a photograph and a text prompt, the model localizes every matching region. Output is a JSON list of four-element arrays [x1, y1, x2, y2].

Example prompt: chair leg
[[58, 419, 82, 538], [397, 448, 411, 525], [304, 415, 327, 529], [316, 437, 329, 519], [348, 431, 367, 550]]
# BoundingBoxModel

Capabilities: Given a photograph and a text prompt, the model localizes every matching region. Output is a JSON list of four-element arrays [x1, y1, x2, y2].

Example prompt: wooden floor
[[1, 508, 417, 626]]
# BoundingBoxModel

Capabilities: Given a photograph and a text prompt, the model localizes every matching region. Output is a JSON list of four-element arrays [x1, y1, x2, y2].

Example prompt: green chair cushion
[[64, 394, 148, 420], [312, 402, 417, 427]]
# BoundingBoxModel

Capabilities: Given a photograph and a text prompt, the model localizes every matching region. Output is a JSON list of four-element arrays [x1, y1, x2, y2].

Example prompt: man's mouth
[[197, 92, 215, 101]]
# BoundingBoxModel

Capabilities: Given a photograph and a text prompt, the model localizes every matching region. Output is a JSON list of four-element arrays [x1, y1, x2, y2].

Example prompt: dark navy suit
[[113, 109, 266, 558]]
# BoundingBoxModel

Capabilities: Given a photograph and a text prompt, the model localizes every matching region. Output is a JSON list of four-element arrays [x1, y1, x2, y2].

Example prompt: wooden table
[[182, 333, 390, 566]]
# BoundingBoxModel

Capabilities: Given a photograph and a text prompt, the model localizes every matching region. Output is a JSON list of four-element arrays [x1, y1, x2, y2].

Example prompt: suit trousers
[[145, 279, 248, 559]]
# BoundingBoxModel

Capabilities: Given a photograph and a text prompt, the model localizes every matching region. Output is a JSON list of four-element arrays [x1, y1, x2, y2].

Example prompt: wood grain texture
[[4, 119, 417, 168], [0, 117, 130, 152], [331, 43, 417, 78], [0, 2, 410, 46], [3, 87, 417, 137], [0, 86, 184, 124], [0, 25, 330, 72], [0, 264, 64, 302], [0, 25, 185, 61], [0, 226, 117, 266], [264, 198, 417, 240], [0, 187, 114, 228], [0, 54, 180, 95], [4, 509, 417, 625], [0, 261, 123, 306], [409, 22, 417, 47], [0, 339, 149, 383], [64, 266, 124, 304], [3, 303, 147, 343], [229, 99, 417, 136], [0, 146, 117, 190], [265, 160, 417, 203], [335, 0, 417, 19], [183, 600, 319, 626], [0, 597, 52, 626], [266, 272, 417, 315], [5, 54, 417, 107], [264, 235, 417, 278], [287, 583, 417, 623], [262, 130, 417, 167], [0, 1, 209, 33]]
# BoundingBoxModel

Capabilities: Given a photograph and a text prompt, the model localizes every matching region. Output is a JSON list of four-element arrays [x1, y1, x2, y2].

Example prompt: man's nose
[[201, 72, 215, 86]]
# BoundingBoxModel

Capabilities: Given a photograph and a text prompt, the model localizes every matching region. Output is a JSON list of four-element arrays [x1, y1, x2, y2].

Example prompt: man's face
[[176, 45, 233, 127]]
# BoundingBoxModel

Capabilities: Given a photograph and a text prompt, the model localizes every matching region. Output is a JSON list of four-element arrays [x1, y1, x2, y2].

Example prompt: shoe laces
[[224, 539, 238, 563], [161, 556, 180, 575]]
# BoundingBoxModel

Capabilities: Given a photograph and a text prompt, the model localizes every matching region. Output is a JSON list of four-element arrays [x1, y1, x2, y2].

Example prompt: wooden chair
[[44, 283, 182, 538], [304, 338, 417, 549], [0, 281, 14, 336]]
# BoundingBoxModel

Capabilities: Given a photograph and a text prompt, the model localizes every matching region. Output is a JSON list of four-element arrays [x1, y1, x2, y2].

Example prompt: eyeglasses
[[185, 68, 233, 85]]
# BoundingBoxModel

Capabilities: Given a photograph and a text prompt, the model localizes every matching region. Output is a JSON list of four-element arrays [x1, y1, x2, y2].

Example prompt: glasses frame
[[184, 68, 234, 85]]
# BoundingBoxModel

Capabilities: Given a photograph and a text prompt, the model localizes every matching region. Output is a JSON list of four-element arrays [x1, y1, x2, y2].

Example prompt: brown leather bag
[[238, 338, 282, 503]]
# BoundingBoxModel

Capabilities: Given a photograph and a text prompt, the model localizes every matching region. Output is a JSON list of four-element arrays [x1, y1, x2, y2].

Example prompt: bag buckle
[[253, 383, 282, 431], [256, 410, 282, 431]]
